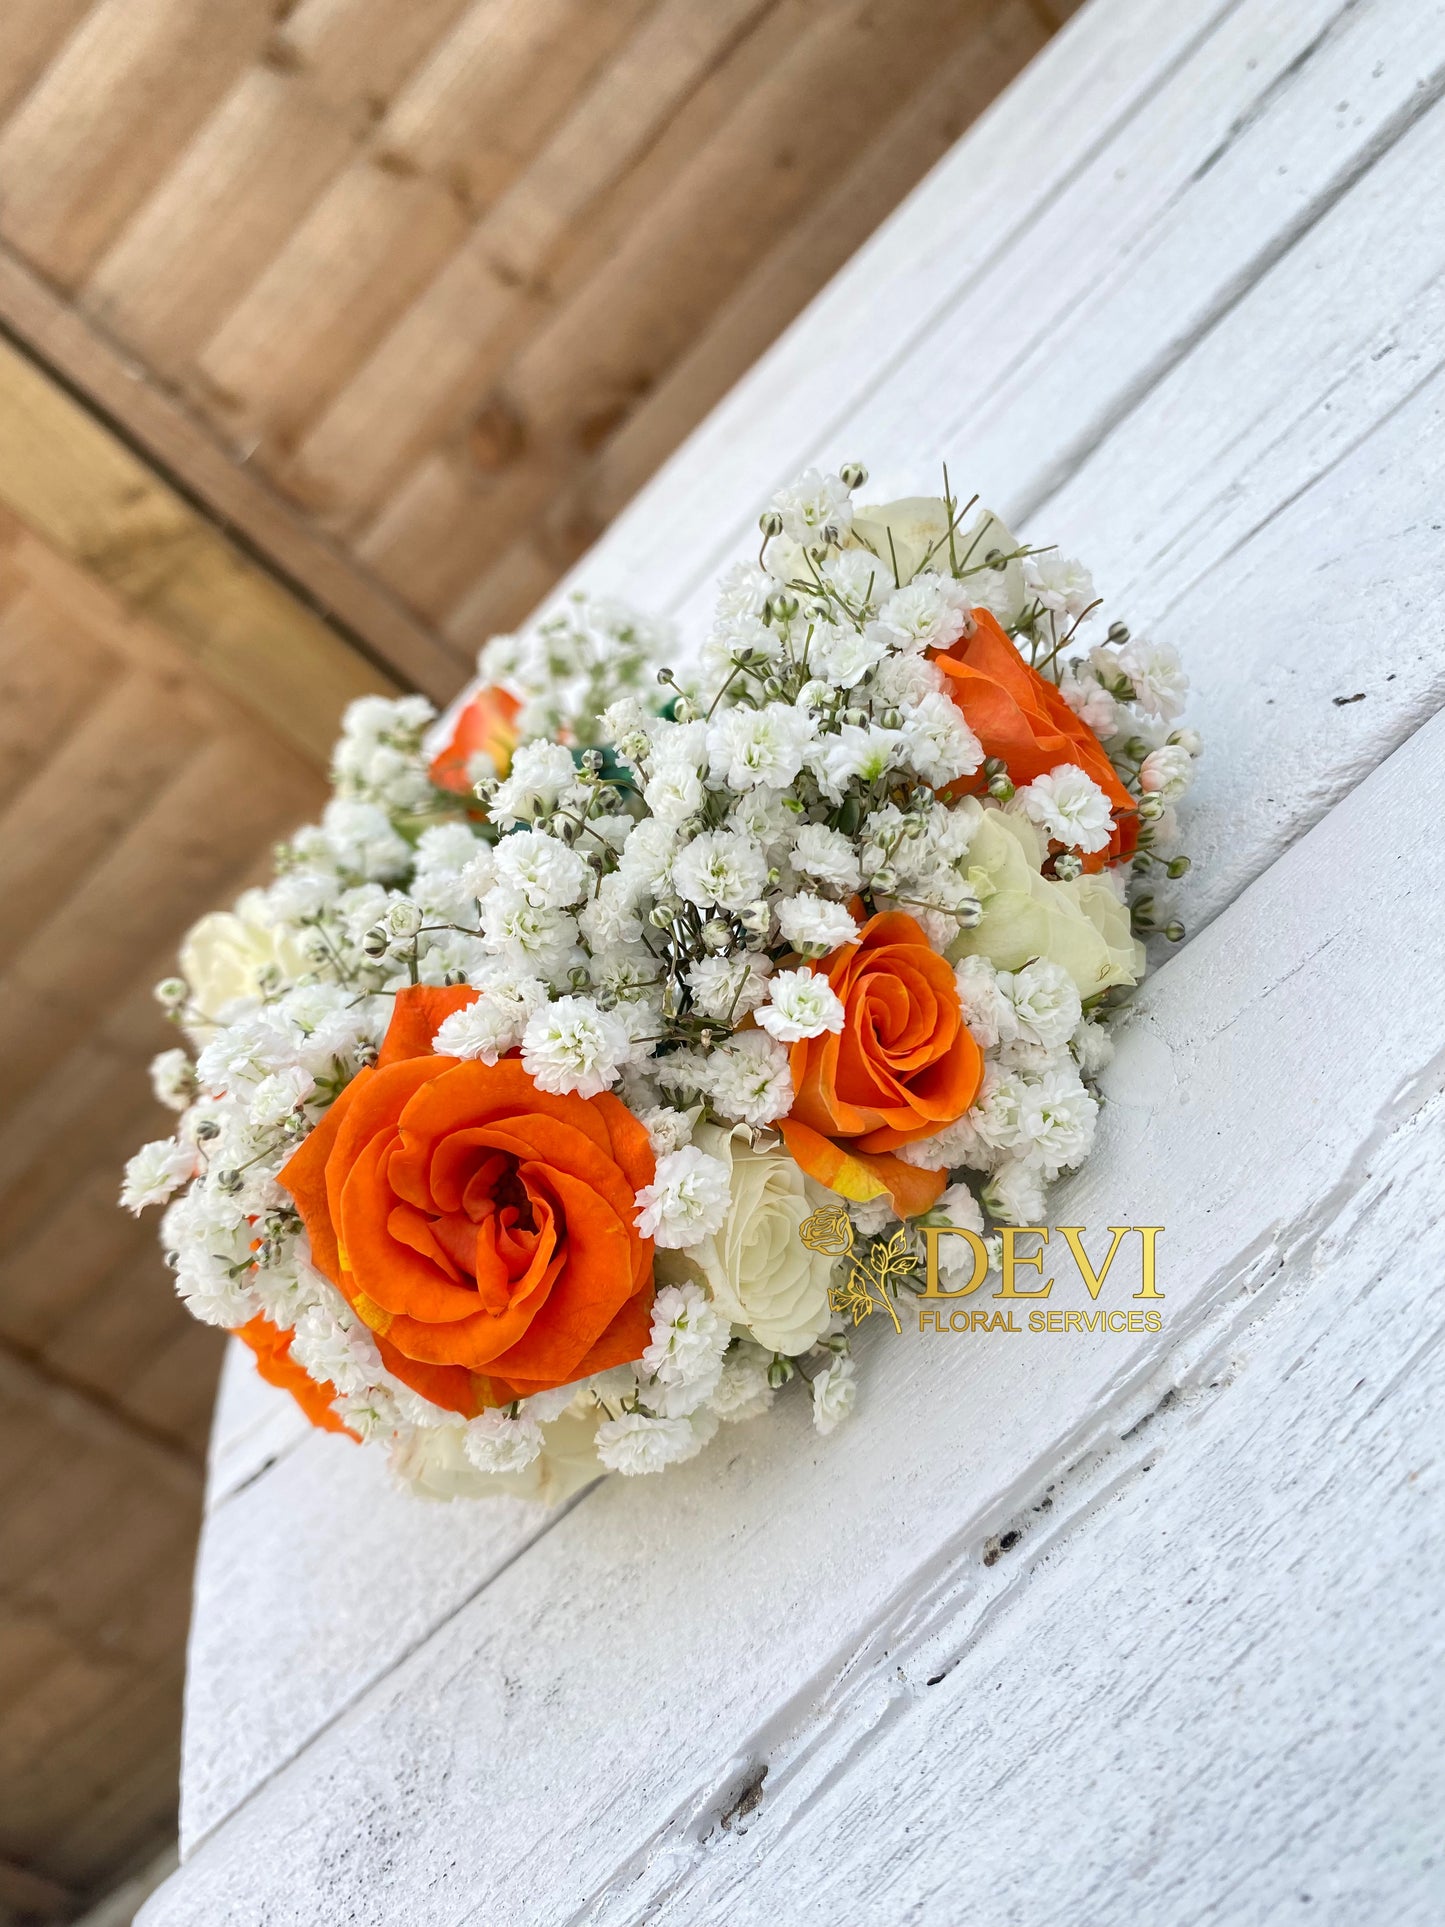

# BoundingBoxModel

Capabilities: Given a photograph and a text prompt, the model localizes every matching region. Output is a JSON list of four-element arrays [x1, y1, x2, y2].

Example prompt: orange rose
[[429, 684, 521, 793], [233, 1312, 356, 1437], [279, 985, 655, 1414], [779, 912, 983, 1218], [933, 610, 1137, 864]]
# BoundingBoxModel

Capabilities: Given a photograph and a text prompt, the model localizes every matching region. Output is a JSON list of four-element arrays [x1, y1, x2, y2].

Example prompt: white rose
[[180, 892, 312, 1026], [657, 1124, 833, 1355]]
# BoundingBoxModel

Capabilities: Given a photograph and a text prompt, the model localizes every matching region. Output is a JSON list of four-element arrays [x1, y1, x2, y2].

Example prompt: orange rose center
[[380, 1127, 568, 1322]]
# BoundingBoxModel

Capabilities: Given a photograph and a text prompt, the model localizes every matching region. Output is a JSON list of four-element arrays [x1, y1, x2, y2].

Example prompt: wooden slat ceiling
[[0, 0, 1072, 1914]]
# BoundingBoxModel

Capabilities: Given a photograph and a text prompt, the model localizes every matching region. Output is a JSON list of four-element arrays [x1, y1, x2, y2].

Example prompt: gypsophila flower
[[1117, 637, 1188, 722], [121, 1139, 198, 1213], [1016, 1066, 1098, 1176], [1023, 553, 1095, 620], [848, 1194, 896, 1238], [771, 467, 853, 545], [639, 1283, 730, 1417], [709, 703, 814, 792], [672, 829, 769, 914], [899, 691, 983, 788], [703, 1030, 793, 1127], [1002, 960, 1082, 1052], [1060, 665, 1120, 737], [775, 894, 858, 957], [464, 1409, 544, 1474], [149, 1048, 196, 1113], [811, 1356, 857, 1436], [756, 967, 846, 1044], [932, 1183, 986, 1284], [685, 951, 773, 1023], [982, 1157, 1048, 1227], [595, 1411, 706, 1475], [492, 828, 590, 908], [634, 1146, 732, 1249], [813, 722, 905, 801], [789, 822, 862, 894], [953, 955, 1017, 1051], [1139, 743, 1194, 800], [1071, 1018, 1116, 1078], [639, 1106, 696, 1158], [1016, 763, 1115, 854], [490, 740, 577, 824], [521, 996, 634, 1098], [710, 1341, 775, 1423]]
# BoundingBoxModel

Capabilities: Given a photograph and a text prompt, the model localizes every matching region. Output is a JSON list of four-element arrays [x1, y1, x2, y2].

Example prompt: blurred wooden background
[[0, 0, 1074, 1917]]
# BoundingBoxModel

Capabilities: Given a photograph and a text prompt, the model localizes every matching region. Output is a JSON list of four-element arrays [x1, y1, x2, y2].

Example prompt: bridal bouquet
[[122, 467, 1198, 1502]]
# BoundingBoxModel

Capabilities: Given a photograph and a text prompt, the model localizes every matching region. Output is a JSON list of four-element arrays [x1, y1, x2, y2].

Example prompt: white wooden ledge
[[143, 0, 1445, 1919]]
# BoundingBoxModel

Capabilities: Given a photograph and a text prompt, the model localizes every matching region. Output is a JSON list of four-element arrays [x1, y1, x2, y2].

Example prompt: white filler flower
[[756, 966, 847, 1043], [634, 1145, 733, 1249], [1016, 763, 1115, 853], [521, 996, 634, 1098]]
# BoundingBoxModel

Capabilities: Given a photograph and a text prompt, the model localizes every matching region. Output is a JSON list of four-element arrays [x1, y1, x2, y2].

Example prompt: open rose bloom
[[124, 474, 1197, 1498]]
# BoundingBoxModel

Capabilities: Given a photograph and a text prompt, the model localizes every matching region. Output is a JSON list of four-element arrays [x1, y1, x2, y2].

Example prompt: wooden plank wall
[[0, 1, 1071, 1915], [0, 339, 361, 1919], [0, 0, 1071, 697]]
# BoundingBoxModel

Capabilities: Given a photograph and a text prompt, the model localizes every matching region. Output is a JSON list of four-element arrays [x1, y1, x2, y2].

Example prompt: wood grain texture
[[146, 4, 1445, 1918], [0, 0, 1048, 696], [624, 1087, 1445, 1926], [0, 335, 396, 764], [0, 352, 335, 1902]]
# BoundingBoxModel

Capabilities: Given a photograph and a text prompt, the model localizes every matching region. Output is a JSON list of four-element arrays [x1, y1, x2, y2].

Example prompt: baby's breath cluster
[[122, 475, 1199, 1501]]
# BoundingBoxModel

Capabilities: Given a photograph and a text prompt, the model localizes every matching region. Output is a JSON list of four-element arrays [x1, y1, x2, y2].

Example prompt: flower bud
[[842, 707, 868, 729], [1053, 852, 1083, 881], [701, 918, 731, 954], [386, 900, 422, 938], [1138, 794, 1166, 822], [987, 774, 1015, 802], [880, 707, 903, 731], [194, 1119, 220, 1141], [766, 1355, 795, 1388], [1166, 855, 1192, 878], [362, 924, 392, 958], [1164, 920, 1186, 942], [772, 591, 799, 621], [839, 461, 868, 490], [739, 899, 773, 937], [355, 1041, 379, 1067], [154, 977, 188, 1009], [759, 509, 784, 538], [1107, 620, 1130, 644]]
